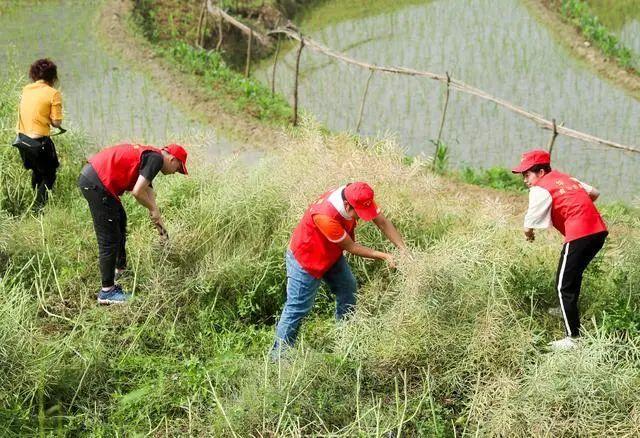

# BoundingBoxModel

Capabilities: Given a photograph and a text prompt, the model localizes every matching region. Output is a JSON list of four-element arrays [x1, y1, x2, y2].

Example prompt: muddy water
[[0, 0, 239, 159], [258, 0, 640, 201]]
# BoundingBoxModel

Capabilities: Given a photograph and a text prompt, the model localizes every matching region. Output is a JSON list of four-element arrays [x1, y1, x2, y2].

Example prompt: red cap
[[164, 144, 188, 174], [344, 182, 379, 221], [511, 149, 551, 173]]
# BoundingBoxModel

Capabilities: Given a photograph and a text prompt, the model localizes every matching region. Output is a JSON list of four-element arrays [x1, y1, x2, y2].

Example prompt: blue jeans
[[273, 251, 357, 349]]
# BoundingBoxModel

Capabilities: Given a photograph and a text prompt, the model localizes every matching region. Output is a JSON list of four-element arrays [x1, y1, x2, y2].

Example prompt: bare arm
[[131, 175, 166, 236], [372, 213, 406, 250], [337, 235, 394, 266], [51, 119, 62, 128], [572, 178, 600, 202]]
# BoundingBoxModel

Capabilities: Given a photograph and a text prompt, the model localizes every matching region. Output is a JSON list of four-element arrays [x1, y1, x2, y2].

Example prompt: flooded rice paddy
[[257, 0, 640, 201], [0, 0, 238, 159], [1, 0, 638, 200]]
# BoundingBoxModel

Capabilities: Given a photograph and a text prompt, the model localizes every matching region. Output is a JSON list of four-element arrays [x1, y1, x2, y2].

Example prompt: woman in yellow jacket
[[15, 58, 63, 209]]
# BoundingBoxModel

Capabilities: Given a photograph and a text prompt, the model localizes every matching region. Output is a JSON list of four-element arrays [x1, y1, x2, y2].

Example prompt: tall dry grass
[[0, 66, 639, 435]]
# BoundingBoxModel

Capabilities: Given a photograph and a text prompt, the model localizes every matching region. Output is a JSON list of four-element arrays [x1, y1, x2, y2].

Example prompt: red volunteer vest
[[290, 189, 356, 278], [89, 143, 161, 201], [534, 170, 607, 243]]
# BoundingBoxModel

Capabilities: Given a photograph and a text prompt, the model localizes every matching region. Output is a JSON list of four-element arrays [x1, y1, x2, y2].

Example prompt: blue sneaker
[[97, 285, 131, 305]]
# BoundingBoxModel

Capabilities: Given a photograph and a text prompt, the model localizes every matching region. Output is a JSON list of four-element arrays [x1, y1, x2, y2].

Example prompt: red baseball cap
[[163, 144, 188, 174], [511, 149, 551, 173], [344, 182, 379, 221]]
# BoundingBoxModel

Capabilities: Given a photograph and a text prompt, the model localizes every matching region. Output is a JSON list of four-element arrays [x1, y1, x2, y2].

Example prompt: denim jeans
[[273, 251, 357, 350]]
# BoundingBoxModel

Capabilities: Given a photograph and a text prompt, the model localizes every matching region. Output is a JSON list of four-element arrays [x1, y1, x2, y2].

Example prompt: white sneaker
[[547, 306, 564, 319], [549, 337, 578, 351]]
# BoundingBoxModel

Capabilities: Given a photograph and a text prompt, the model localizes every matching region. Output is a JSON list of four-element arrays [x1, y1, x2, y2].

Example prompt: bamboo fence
[[204, 0, 640, 156]]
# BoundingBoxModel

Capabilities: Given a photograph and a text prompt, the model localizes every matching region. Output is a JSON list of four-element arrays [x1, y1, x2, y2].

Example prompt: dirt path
[[524, 0, 640, 101], [96, 0, 289, 153]]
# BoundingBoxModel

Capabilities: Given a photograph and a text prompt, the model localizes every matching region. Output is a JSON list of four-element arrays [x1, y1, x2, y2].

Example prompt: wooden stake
[[293, 35, 305, 126], [196, 0, 207, 47], [356, 68, 375, 133], [547, 118, 559, 155], [434, 72, 451, 163], [216, 15, 223, 50], [271, 35, 282, 97], [245, 28, 253, 78], [199, 15, 208, 47]]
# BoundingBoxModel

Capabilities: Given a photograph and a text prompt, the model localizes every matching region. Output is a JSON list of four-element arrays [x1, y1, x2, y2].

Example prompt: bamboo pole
[[196, 0, 207, 47], [199, 15, 208, 47], [271, 35, 282, 97], [356, 68, 375, 133], [245, 28, 253, 78], [293, 35, 305, 126], [206, 0, 271, 46], [435, 71, 451, 151], [268, 28, 640, 155], [216, 14, 223, 50]]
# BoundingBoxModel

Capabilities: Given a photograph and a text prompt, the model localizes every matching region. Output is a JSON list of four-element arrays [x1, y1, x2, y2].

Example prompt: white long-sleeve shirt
[[524, 179, 594, 229]]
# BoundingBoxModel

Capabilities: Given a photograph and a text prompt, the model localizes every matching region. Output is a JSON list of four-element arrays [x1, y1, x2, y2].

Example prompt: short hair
[[29, 58, 58, 84], [528, 164, 552, 174]]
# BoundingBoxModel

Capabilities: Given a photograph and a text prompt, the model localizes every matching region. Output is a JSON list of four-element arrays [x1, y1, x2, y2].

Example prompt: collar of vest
[[533, 170, 561, 187]]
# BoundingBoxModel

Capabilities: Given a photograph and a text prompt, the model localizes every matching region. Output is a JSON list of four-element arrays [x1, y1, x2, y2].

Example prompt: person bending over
[[78, 143, 188, 304], [273, 182, 406, 356]]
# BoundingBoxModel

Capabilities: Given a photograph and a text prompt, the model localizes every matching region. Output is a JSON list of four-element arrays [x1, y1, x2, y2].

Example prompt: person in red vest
[[512, 150, 607, 351], [272, 182, 406, 355], [78, 143, 188, 304]]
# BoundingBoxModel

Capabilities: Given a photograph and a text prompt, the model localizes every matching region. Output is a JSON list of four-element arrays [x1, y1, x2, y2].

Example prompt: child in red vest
[[79, 143, 188, 304], [272, 182, 406, 356], [512, 150, 607, 351]]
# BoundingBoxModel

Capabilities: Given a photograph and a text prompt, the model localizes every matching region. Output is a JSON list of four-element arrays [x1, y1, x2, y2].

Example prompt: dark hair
[[29, 58, 58, 84], [341, 185, 354, 211], [528, 164, 552, 174]]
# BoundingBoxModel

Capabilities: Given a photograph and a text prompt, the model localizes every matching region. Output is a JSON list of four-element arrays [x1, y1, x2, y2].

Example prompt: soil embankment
[[97, 0, 288, 151]]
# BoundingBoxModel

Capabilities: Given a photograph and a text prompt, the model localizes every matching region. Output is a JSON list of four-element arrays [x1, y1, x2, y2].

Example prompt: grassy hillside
[[1, 66, 640, 436]]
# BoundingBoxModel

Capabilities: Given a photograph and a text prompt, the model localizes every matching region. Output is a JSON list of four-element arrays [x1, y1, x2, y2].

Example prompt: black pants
[[555, 231, 607, 337], [17, 135, 59, 209], [78, 165, 127, 288]]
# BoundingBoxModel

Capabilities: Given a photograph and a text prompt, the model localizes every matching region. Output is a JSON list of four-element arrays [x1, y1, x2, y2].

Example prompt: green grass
[[159, 41, 292, 123], [1, 65, 640, 435], [460, 166, 526, 192], [559, 0, 639, 70]]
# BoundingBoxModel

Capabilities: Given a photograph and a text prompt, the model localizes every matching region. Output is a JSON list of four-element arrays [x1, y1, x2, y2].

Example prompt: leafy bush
[[460, 166, 526, 192]]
